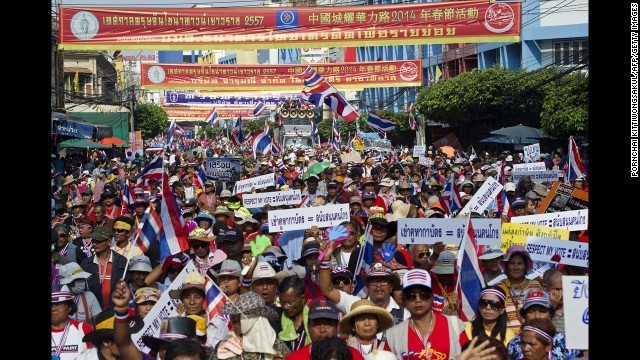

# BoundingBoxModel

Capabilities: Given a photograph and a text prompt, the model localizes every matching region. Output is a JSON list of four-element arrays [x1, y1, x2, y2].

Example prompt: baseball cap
[[478, 245, 505, 260], [402, 269, 432, 290], [430, 252, 456, 274], [522, 290, 552, 311], [308, 299, 339, 320]]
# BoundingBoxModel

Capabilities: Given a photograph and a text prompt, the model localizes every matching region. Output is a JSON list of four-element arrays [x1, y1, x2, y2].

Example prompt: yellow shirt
[[464, 321, 516, 345], [111, 242, 144, 259]]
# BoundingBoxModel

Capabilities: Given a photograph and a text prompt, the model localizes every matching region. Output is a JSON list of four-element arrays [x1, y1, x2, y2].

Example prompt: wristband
[[241, 278, 253, 287], [114, 309, 129, 320], [114, 305, 129, 312], [320, 261, 331, 270]]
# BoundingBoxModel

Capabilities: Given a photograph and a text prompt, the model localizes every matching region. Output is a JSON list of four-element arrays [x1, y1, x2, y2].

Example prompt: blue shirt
[[507, 331, 581, 360]]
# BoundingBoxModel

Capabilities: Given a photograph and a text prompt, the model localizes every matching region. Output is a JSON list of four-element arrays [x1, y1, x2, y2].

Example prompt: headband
[[523, 326, 553, 342], [480, 289, 506, 302], [114, 221, 132, 231]]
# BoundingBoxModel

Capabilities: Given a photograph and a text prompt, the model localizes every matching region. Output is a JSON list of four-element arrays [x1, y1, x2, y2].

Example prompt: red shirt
[[286, 343, 364, 360], [383, 312, 470, 360]]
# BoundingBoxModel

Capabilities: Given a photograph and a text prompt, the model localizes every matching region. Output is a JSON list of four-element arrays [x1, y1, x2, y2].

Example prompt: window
[[553, 39, 588, 66]]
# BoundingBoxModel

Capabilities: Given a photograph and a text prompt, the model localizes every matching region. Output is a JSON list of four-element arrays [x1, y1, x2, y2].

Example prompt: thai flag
[[300, 66, 359, 122], [310, 119, 318, 136], [440, 173, 464, 215], [159, 172, 190, 259], [332, 114, 341, 151], [197, 164, 208, 190], [230, 116, 243, 146], [204, 275, 228, 321], [367, 112, 396, 132], [352, 223, 375, 295], [134, 203, 163, 253], [173, 123, 186, 136], [264, 120, 270, 135], [205, 107, 219, 127], [122, 179, 135, 214], [455, 215, 486, 322], [253, 101, 266, 117], [252, 130, 272, 155], [135, 152, 164, 189], [271, 140, 282, 154], [297, 195, 311, 208], [167, 119, 177, 144], [566, 137, 586, 183], [407, 102, 417, 131]]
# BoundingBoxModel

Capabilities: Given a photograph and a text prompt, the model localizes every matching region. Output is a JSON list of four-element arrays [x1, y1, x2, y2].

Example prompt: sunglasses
[[191, 242, 209, 248], [91, 239, 109, 244], [478, 298, 503, 311], [57, 233, 68, 238], [114, 229, 128, 233], [404, 291, 431, 302], [371, 227, 388, 233], [333, 278, 352, 286], [417, 251, 430, 259], [103, 195, 116, 199]]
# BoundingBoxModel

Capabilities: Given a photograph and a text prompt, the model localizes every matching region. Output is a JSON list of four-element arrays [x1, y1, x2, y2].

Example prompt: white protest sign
[[523, 143, 540, 163], [525, 237, 589, 268], [268, 203, 350, 232], [397, 218, 502, 246], [512, 162, 546, 172], [511, 209, 589, 231], [512, 170, 559, 184], [563, 276, 589, 349], [242, 190, 302, 208], [459, 176, 503, 216], [413, 146, 426, 157], [233, 173, 275, 194], [132, 261, 199, 353], [526, 260, 557, 280]]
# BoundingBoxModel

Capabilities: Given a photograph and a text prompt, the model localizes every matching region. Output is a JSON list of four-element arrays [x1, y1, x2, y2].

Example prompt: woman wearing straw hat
[[339, 299, 394, 358], [210, 291, 290, 360]]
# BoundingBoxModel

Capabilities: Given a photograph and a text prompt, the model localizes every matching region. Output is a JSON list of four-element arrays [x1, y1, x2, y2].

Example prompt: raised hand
[[379, 242, 398, 262], [324, 225, 350, 243], [111, 279, 130, 309], [250, 235, 271, 257]]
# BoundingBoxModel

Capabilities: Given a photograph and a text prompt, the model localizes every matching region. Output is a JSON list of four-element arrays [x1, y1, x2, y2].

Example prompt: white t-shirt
[[51, 320, 90, 360]]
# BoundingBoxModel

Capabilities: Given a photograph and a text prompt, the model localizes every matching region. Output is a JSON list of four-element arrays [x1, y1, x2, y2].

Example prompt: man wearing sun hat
[[478, 245, 506, 285], [51, 284, 93, 360], [187, 228, 227, 278], [78, 309, 143, 360], [383, 269, 469, 359]]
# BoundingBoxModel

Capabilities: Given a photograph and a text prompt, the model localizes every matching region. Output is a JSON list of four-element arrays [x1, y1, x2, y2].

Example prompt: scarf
[[278, 305, 311, 347], [241, 317, 277, 360], [217, 331, 243, 359]]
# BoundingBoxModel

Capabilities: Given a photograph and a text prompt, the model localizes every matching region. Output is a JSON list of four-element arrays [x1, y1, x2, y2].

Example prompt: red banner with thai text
[[141, 60, 421, 90], [59, 2, 521, 50]]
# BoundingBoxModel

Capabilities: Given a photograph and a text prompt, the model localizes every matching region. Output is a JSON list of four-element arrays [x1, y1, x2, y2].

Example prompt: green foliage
[[134, 103, 169, 139], [245, 118, 276, 137], [540, 72, 589, 138], [415, 65, 568, 130]]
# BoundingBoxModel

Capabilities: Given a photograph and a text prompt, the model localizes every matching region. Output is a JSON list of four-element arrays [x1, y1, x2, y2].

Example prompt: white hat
[[129, 255, 153, 273], [402, 269, 432, 290], [58, 262, 92, 285], [168, 175, 180, 185], [82, 170, 90, 176], [478, 245, 505, 260], [252, 262, 278, 280], [504, 182, 516, 192], [364, 350, 398, 360], [506, 155, 513, 161]]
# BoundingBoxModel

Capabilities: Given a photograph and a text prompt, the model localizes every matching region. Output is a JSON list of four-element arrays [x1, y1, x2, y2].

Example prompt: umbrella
[[490, 124, 547, 139], [99, 137, 126, 146], [302, 161, 332, 179], [478, 135, 538, 144], [438, 146, 455, 158], [58, 138, 112, 149]]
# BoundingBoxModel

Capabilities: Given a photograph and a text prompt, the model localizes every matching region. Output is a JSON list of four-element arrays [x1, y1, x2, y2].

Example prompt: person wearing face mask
[[59, 262, 102, 323]]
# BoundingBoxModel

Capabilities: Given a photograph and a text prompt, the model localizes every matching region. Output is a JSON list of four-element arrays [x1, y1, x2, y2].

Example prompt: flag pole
[[454, 212, 472, 291], [121, 203, 152, 279]]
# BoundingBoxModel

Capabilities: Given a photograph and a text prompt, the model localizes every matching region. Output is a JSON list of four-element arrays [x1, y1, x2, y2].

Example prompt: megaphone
[[281, 109, 290, 118], [306, 109, 315, 118], [289, 109, 299, 118]]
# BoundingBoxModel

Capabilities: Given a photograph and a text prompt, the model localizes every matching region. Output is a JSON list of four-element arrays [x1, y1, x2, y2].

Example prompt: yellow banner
[[500, 223, 569, 252]]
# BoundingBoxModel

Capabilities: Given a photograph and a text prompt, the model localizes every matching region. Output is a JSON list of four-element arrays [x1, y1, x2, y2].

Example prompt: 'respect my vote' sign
[[510, 209, 589, 231], [268, 203, 350, 232], [397, 218, 502, 246], [242, 190, 302, 208], [525, 237, 589, 268]]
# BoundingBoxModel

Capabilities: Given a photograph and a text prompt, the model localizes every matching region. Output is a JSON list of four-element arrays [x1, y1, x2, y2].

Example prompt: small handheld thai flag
[[122, 179, 135, 214], [159, 172, 190, 259], [204, 275, 228, 321], [407, 102, 417, 131], [135, 152, 164, 189], [567, 137, 586, 183], [253, 101, 266, 116], [134, 203, 163, 253], [455, 215, 486, 322]]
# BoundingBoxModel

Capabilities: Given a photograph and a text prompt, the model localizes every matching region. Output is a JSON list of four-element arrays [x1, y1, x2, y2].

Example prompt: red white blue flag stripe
[[455, 215, 486, 322], [159, 172, 189, 258], [367, 112, 396, 132], [204, 275, 228, 322]]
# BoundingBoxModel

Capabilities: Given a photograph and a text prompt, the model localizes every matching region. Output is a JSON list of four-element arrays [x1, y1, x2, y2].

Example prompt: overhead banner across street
[[58, 2, 521, 50], [141, 61, 421, 90]]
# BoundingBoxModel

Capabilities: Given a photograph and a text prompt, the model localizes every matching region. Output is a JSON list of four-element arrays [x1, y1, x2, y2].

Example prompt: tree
[[245, 118, 275, 137], [134, 103, 168, 139], [540, 72, 589, 139]]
